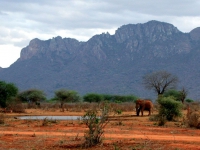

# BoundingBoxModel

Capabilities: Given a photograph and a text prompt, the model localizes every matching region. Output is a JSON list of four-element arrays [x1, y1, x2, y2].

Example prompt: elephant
[[135, 99, 153, 116]]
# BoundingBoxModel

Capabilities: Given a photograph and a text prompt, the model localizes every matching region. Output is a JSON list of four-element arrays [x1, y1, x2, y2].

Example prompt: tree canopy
[[0, 80, 18, 108], [17, 89, 46, 104], [54, 89, 81, 109], [163, 88, 187, 103]]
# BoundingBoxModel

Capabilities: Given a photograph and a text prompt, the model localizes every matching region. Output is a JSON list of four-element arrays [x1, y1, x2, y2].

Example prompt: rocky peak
[[190, 27, 200, 41], [20, 38, 43, 60], [19, 36, 80, 61], [114, 20, 181, 43]]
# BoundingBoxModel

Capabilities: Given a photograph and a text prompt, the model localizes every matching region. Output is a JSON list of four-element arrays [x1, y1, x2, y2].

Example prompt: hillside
[[0, 20, 200, 99]]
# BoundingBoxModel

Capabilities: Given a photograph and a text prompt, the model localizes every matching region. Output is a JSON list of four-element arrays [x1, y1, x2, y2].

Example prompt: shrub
[[7, 97, 25, 113], [187, 111, 200, 128], [81, 103, 110, 148], [157, 97, 183, 122]]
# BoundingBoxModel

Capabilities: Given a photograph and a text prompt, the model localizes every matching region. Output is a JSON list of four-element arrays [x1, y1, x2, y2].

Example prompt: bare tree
[[143, 71, 178, 98], [179, 87, 188, 104]]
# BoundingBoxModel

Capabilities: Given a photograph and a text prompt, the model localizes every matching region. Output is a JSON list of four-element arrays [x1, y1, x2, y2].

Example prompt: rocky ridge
[[0, 20, 200, 99]]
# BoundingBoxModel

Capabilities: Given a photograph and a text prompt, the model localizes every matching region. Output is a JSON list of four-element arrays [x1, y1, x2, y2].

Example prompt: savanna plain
[[0, 102, 200, 150]]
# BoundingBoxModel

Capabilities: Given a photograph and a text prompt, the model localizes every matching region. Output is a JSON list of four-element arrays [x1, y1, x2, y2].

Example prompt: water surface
[[18, 116, 82, 120]]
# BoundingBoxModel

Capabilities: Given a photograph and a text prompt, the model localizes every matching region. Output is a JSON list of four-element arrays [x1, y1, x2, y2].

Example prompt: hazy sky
[[1, 0, 200, 68]]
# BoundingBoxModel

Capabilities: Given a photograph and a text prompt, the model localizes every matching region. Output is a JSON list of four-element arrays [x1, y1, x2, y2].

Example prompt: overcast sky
[[1, 0, 200, 68]]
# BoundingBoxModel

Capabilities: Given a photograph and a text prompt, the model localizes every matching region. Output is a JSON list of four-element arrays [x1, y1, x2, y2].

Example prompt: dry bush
[[12, 103, 25, 113], [0, 113, 6, 124], [110, 102, 135, 112], [41, 117, 57, 126], [185, 102, 200, 128], [82, 103, 110, 148], [189, 102, 200, 111], [187, 111, 200, 128]]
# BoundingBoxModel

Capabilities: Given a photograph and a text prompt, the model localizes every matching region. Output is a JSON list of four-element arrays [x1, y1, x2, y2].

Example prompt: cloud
[[0, 45, 21, 68]]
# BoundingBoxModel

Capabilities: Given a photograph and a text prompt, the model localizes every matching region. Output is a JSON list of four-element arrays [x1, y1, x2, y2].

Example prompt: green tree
[[163, 88, 188, 103], [83, 93, 104, 103], [0, 81, 18, 108], [185, 98, 194, 103], [18, 89, 46, 105], [143, 71, 178, 99], [163, 89, 180, 100], [54, 89, 81, 110]]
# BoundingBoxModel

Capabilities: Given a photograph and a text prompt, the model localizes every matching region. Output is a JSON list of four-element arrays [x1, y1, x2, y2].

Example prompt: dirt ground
[[0, 109, 200, 150]]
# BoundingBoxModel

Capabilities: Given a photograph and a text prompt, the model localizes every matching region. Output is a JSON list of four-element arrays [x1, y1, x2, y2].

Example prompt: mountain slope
[[0, 20, 200, 99]]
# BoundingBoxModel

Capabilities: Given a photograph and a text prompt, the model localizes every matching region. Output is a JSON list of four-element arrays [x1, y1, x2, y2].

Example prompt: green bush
[[185, 99, 194, 103], [83, 93, 104, 103], [158, 97, 183, 121], [101, 94, 138, 102]]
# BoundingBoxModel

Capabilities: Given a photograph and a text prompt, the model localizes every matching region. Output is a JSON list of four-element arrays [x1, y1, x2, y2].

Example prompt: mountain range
[[1, 20, 200, 100]]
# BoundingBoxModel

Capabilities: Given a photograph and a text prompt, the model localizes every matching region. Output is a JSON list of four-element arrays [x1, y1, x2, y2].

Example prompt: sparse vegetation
[[0, 71, 199, 149], [81, 102, 110, 148]]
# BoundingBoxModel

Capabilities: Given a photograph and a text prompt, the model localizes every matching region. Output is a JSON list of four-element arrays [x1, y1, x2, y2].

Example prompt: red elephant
[[135, 99, 153, 116]]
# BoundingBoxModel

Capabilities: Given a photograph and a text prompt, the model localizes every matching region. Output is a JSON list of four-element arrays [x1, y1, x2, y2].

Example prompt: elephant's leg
[[136, 108, 141, 116], [141, 108, 144, 116], [148, 110, 150, 116]]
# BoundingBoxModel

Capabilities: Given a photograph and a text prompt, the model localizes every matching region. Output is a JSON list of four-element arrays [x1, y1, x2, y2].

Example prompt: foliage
[[0, 80, 18, 108], [54, 89, 81, 110], [18, 89, 46, 105], [82, 104, 110, 148], [143, 71, 178, 98], [157, 97, 183, 122], [83, 93, 104, 103], [102, 94, 138, 103], [163, 89, 180, 100], [185, 99, 194, 103], [164, 88, 187, 104], [83, 93, 138, 103]]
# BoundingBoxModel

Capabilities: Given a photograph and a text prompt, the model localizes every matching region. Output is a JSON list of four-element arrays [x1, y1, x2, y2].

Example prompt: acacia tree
[[143, 71, 178, 98], [17, 89, 46, 105], [54, 89, 81, 111], [0, 81, 18, 108]]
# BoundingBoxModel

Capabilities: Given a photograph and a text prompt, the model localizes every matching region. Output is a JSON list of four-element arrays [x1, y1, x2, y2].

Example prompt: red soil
[[0, 109, 200, 150]]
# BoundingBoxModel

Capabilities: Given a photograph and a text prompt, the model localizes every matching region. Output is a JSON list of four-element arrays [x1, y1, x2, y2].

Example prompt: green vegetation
[[54, 89, 81, 111], [83, 93, 104, 103], [102, 94, 138, 103], [83, 93, 138, 103], [0, 80, 18, 108], [157, 97, 183, 125], [163, 88, 187, 103], [185, 98, 194, 103], [17, 89, 46, 105]]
